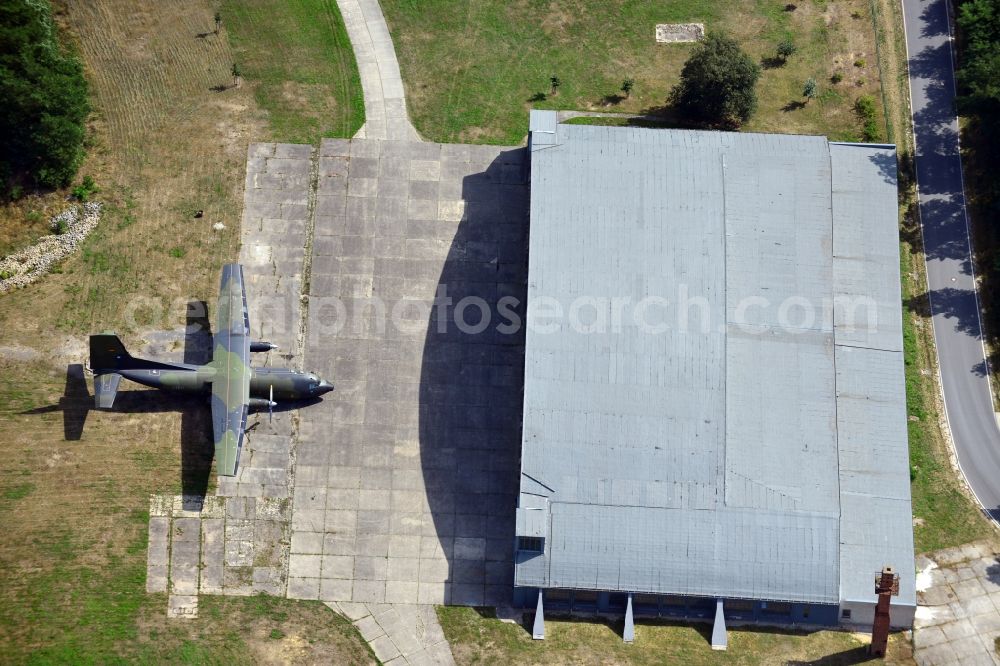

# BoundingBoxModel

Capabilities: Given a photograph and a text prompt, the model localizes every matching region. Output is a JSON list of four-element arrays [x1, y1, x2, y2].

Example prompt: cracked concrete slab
[[915, 543, 1000, 665]]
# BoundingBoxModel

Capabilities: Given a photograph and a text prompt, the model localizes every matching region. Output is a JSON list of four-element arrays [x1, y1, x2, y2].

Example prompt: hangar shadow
[[419, 147, 529, 606]]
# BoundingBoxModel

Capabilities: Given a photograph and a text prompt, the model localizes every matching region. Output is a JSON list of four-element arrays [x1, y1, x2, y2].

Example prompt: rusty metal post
[[870, 566, 898, 657]]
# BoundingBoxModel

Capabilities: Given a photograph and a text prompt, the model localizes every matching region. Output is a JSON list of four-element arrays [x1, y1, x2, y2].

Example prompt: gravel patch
[[0, 202, 102, 294], [656, 23, 705, 43]]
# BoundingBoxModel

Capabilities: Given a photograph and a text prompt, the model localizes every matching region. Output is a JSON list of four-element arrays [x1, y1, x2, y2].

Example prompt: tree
[[621, 77, 635, 99], [231, 63, 242, 88], [956, 0, 1000, 118], [803, 77, 817, 103], [670, 33, 761, 127], [214, 11, 222, 35], [549, 75, 561, 95], [777, 39, 797, 62], [0, 0, 89, 194]]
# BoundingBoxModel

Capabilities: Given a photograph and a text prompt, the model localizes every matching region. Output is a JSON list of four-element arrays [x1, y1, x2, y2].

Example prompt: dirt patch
[[457, 125, 490, 143], [0, 345, 41, 362], [540, 1, 577, 36]]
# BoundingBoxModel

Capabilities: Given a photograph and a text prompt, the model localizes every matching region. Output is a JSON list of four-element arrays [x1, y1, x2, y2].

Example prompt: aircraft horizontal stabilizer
[[94, 372, 122, 409]]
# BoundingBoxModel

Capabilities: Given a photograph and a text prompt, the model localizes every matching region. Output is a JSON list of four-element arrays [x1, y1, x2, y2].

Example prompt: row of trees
[[954, 0, 1000, 372], [956, 0, 1000, 150], [957, 0, 1000, 118], [0, 0, 90, 197]]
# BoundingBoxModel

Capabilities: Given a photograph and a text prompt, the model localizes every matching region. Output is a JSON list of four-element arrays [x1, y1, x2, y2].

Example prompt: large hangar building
[[514, 110, 915, 639]]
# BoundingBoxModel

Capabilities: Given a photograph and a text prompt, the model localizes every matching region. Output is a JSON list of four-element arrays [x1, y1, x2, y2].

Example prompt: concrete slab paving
[[328, 601, 455, 666], [293, 138, 526, 610], [336, 0, 419, 141], [915, 542, 1000, 665]]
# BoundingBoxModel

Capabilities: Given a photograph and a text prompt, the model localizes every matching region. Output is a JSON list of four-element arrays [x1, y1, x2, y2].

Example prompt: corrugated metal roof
[[518, 112, 913, 608]]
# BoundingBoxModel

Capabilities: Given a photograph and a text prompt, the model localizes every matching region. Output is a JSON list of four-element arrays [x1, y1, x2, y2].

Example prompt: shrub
[[25, 209, 42, 224], [55, 218, 69, 235], [803, 78, 818, 102], [670, 33, 761, 128], [0, 0, 89, 193], [168, 247, 186, 258], [621, 77, 634, 97], [777, 39, 797, 60], [854, 58, 866, 68], [71, 176, 98, 201], [831, 72, 844, 84], [855, 95, 877, 117], [854, 95, 881, 142]]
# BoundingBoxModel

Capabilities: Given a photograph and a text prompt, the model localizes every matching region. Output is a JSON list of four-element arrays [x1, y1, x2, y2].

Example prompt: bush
[[71, 175, 98, 202], [777, 39, 797, 60], [670, 33, 761, 128], [831, 72, 844, 84], [55, 218, 69, 235], [0, 1, 89, 193], [855, 94, 877, 118], [803, 78, 818, 100], [854, 58, 866, 68], [168, 247, 186, 258], [854, 95, 882, 142]]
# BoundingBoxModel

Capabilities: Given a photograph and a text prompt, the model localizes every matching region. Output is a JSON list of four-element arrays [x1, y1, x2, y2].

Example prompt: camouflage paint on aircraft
[[211, 264, 252, 476], [87, 263, 333, 478]]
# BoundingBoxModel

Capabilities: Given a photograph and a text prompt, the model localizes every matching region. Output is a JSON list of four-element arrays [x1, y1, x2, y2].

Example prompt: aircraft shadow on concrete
[[22, 301, 317, 499]]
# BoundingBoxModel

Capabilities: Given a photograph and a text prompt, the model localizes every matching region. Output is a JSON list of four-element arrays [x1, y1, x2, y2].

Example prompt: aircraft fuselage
[[117, 365, 333, 401]]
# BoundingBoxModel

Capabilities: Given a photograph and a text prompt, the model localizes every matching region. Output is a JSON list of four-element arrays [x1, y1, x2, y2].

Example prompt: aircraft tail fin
[[93, 372, 122, 409], [89, 334, 134, 373], [89, 333, 187, 373]]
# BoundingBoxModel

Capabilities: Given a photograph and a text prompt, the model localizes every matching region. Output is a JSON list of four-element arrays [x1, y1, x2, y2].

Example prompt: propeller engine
[[250, 341, 278, 353], [249, 385, 275, 422], [249, 397, 277, 409]]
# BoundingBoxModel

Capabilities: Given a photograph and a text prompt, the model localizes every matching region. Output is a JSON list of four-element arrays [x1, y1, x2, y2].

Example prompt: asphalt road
[[902, 0, 1000, 520]]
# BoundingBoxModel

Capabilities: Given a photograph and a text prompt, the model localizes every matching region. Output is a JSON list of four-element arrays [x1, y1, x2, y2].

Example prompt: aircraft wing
[[211, 263, 251, 476]]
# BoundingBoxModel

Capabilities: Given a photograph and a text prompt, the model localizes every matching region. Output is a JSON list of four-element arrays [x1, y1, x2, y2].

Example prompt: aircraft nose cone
[[316, 380, 334, 395]]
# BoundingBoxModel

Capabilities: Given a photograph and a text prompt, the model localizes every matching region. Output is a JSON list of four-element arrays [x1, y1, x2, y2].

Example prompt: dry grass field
[[0, 0, 367, 661]]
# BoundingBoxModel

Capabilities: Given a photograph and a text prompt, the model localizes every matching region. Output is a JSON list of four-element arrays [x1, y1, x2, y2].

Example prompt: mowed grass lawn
[[438, 607, 915, 665], [0, 0, 365, 661], [224, 0, 365, 143], [381, 0, 886, 144]]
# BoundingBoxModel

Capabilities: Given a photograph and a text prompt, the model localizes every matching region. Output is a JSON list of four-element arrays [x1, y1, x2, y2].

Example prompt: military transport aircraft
[[88, 263, 332, 476]]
